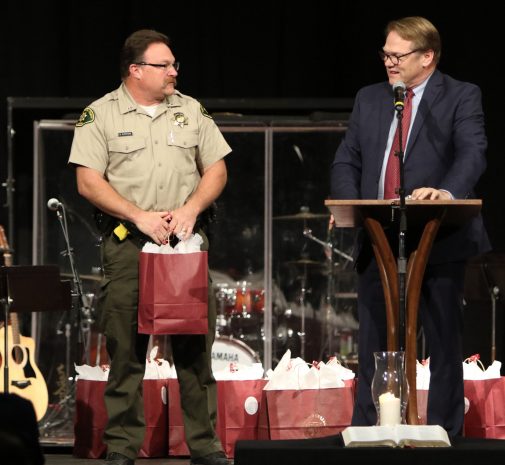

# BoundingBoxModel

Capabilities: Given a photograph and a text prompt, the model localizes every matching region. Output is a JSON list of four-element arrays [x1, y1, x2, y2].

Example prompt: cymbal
[[284, 259, 326, 267], [273, 211, 329, 221], [61, 272, 102, 282]]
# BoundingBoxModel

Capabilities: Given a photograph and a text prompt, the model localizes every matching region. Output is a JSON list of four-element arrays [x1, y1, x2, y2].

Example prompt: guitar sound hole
[[12, 345, 25, 365]]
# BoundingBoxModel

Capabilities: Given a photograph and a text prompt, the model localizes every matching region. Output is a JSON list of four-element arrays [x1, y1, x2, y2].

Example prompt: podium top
[[325, 199, 482, 228]]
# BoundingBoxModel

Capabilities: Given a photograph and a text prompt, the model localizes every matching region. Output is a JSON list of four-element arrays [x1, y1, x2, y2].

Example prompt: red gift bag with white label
[[257, 380, 355, 440], [216, 379, 268, 458], [73, 379, 168, 458], [138, 251, 208, 335], [168, 378, 267, 458], [464, 377, 505, 438]]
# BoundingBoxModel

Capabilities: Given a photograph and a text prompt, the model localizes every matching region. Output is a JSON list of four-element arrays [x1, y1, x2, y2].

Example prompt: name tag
[[118, 131, 133, 137]]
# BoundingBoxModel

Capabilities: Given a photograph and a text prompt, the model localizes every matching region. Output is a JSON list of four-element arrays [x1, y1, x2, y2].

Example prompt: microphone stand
[[55, 203, 93, 365], [482, 261, 501, 361], [40, 202, 93, 439], [396, 103, 407, 351]]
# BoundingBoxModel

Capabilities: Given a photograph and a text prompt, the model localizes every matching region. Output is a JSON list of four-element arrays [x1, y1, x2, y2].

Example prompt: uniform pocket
[[107, 137, 147, 175], [166, 131, 198, 174], [108, 137, 146, 154]]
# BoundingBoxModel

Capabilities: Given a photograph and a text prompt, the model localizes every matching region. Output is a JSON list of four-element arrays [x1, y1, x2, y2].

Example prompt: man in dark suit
[[330, 16, 490, 436]]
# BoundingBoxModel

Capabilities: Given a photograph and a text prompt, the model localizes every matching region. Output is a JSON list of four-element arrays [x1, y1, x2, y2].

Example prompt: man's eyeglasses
[[135, 61, 180, 72], [379, 50, 419, 65]]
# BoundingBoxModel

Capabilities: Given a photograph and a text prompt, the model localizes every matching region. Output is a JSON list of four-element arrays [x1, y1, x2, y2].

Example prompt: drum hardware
[[284, 258, 327, 268], [303, 228, 354, 263], [273, 205, 329, 221], [61, 272, 102, 282], [301, 225, 357, 360], [283, 261, 310, 361], [273, 212, 329, 221], [214, 282, 232, 335]]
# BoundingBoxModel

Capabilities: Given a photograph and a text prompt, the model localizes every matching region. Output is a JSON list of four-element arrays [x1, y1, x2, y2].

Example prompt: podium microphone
[[47, 198, 63, 211], [393, 81, 406, 111]]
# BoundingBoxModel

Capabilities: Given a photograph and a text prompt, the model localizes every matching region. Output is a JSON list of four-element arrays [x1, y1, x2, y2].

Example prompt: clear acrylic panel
[[32, 118, 356, 389]]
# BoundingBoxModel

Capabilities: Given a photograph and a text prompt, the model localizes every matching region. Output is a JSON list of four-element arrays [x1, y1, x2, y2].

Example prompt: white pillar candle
[[379, 392, 401, 426]]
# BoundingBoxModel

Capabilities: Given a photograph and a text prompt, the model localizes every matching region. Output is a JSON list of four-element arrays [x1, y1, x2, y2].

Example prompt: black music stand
[[0, 265, 71, 393]]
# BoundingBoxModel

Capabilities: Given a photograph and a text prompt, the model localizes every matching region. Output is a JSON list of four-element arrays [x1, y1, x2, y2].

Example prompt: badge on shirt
[[200, 104, 212, 119], [76, 107, 95, 127], [173, 112, 188, 128]]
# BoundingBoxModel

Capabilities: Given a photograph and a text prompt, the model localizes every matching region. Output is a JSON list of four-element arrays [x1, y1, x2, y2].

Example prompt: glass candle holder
[[371, 351, 409, 426]]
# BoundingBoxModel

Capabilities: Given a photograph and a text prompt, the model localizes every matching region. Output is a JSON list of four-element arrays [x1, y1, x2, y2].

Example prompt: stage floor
[[45, 450, 190, 465]]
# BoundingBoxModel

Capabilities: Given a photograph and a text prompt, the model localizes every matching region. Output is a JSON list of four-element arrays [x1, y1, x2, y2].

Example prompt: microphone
[[393, 81, 406, 111], [47, 198, 63, 211]]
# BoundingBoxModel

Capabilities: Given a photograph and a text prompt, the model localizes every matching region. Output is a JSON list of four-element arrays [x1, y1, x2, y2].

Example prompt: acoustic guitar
[[0, 225, 49, 421]]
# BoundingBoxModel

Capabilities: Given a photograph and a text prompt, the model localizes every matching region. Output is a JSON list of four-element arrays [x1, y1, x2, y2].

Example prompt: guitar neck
[[0, 224, 20, 344], [10, 313, 21, 345]]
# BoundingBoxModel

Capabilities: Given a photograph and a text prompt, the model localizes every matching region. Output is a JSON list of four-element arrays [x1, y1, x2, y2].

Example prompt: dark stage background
[[0, 3, 503, 365], [0, 2, 503, 252]]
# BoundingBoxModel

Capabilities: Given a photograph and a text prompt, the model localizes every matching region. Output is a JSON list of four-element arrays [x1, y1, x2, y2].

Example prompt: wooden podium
[[325, 199, 482, 424]]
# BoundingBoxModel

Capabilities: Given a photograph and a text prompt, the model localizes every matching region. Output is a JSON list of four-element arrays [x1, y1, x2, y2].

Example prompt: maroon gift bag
[[464, 377, 505, 439], [168, 378, 190, 456], [168, 378, 267, 458], [216, 379, 268, 458], [73, 379, 107, 459], [257, 380, 355, 440], [416, 389, 429, 425], [73, 379, 168, 458], [138, 251, 208, 335]]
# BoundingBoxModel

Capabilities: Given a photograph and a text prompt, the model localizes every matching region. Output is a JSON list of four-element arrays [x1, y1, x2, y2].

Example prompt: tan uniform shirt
[[69, 83, 231, 211]]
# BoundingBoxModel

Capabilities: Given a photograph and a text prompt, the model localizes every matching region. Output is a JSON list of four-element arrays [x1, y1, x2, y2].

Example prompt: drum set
[[214, 279, 266, 355], [211, 206, 359, 367]]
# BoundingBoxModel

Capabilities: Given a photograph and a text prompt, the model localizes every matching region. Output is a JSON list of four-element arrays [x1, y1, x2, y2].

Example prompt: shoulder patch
[[76, 107, 95, 127], [200, 104, 212, 119]]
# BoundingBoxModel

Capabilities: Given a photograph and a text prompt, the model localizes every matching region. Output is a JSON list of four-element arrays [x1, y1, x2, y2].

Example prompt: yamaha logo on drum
[[211, 336, 257, 372], [212, 349, 240, 363]]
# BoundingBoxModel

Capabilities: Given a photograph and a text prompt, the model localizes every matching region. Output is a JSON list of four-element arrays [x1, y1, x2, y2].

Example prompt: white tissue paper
[[213, 362, 265, 380], [75, 345, 173, 381], [416, 358, 431, 390], [263, 350, 354, 390], [463, 355, 502, 380], [144, 346, 172, 379], [75, 363, 110, 381], [142, 233, 204, 254]]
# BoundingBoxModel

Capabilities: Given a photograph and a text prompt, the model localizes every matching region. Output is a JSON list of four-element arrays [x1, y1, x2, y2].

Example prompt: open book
[[342, 424, 451, 448]]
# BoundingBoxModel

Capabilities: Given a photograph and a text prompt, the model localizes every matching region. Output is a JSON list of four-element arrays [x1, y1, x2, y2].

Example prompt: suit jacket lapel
[[406, 70, 444, 157], [376, 85, 395, 178]]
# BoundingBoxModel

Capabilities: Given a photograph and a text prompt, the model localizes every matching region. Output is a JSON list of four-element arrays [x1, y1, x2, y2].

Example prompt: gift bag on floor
[[464, 378, 505, 438], [73, 379, 107, 459], [216, 379, 268, 458], [258, 380, 355, 440], [73, 378, 168, 458], [416, 389, 429, 425], [138, 250, 208, 335], [167, 378, 190, 456]]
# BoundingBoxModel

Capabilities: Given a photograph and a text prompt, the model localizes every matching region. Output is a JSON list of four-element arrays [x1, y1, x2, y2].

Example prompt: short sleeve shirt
[[68, 83, 231, 211]]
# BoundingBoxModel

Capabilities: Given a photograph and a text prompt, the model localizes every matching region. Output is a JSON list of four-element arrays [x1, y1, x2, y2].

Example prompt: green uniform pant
[[98, 231, 222, 460]]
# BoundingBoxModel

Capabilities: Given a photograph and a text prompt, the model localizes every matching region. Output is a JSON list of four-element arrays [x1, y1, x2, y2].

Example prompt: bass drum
[[211, 336, 259, 373]]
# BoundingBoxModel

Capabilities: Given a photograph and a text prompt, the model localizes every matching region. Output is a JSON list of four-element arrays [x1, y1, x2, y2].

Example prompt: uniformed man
[[69, 29, 231, 465]]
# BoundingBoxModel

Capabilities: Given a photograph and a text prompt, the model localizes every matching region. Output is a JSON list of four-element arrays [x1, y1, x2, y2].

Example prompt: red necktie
[[384, 88, 414, 199]]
